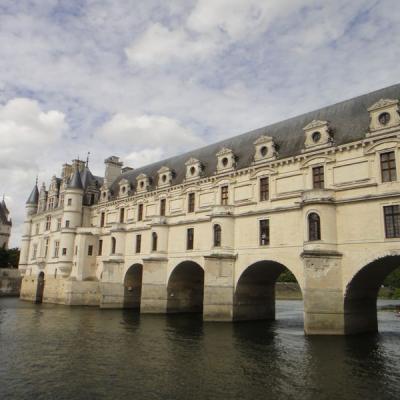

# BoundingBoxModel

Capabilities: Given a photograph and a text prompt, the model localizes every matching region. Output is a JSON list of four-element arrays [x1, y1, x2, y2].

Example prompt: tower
[[18, 183, 39, 274], [58, 167, 84, 277]]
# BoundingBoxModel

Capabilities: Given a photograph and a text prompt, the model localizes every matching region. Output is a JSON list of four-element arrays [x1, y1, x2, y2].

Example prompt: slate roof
[[106, 83, 399, 195], [0, 200, 11, 225], [26, 184, 39, 205], [68, 169, 84, 190]]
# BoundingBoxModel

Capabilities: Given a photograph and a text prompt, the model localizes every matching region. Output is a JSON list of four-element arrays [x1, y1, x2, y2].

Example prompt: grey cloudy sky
[[0, 0, 399, 247]]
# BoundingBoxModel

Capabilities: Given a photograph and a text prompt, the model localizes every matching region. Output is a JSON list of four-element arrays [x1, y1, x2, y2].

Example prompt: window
[[65, 220, 70, 228], [221, 185, 229, 205], [100, 212, 105, 227], [312, 166, 324, 189], [75, 246, 78, 255], [32, 244, 38, 260], [111, 237, 116, 254], [138, 204, 143, 221], [54, 241, 60, 258], [119, 208, 125, 223], [259, 219, 270, 246], [88, 245, 93, 256], [98, 240, 103, 256], [62, 248, 67, 256], [381, 151, 397, 182], [45, 215, 51, 231], [384, 205, 400, 238], [260, 177, 269, 201], [213, 224, 221, 247], [57, 218, 62, 231], [35, 224, 39, 235], [187, 228, 194, 250], [90, 193, 95, 205], [308, 213, 321, 241], [59, 194, 64, 208], [67, 198, 72, 206], [135, 235, 142, 253], [160, 199, 166, 216], [152, 232, 158, 252], [48, 197, 54, 209], [188, 193, 195, 213], [43, 238, 49, 257]]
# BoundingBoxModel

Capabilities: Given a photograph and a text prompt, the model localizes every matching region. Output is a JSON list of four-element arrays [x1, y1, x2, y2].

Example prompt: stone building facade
[[0, 198, 12, 249], [19, 84, 400, 335]]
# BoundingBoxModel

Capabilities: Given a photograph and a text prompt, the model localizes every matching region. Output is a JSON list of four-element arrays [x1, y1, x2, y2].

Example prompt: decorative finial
[[86, 151, 90, 167], [35, 175, 38, 186]]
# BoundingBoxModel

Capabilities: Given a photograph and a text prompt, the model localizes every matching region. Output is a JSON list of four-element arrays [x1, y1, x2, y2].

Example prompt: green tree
[[383, 268, 400, 288], [0, 247, 20, 268]]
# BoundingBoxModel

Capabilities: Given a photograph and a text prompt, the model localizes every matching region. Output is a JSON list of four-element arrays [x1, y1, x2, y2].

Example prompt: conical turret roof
[[26, 184, 39, 205], [68, 169, 84, 190]]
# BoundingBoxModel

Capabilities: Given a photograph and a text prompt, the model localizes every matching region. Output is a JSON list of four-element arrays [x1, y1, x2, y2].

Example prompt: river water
[[0, 298, 399, 400]]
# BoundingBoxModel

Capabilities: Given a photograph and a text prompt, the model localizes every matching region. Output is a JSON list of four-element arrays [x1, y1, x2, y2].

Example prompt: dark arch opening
[[35, 271, 45, 304], [233, 261, 302, 322], [123, 264, 143, 309], [167, 261, 204, 314], [344, 255, 400, 334]]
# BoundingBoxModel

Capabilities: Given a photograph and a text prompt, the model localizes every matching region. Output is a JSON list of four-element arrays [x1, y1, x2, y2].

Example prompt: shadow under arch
[[167, 261, 204, 314], [35, 271, 45, 304], [123, 263, 143, 309], [344, 255, 400, 334], [233, 260, 303, 322]]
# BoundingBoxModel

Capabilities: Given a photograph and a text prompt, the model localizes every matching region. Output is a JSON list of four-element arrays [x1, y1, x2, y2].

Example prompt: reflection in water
[[0, 298, 399, 400]]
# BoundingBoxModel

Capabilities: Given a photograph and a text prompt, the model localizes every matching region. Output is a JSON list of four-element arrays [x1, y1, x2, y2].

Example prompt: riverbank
[[0, 268, 21, 296]]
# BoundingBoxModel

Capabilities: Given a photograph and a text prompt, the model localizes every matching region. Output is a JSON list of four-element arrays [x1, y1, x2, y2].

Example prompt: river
[[0, 298, 399, 400]]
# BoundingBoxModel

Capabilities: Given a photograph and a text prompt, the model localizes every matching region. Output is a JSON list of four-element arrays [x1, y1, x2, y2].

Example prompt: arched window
[[152, 232, 158, 252], [308, 213, 321, 241], [213, 224, 221, 247], [111, 237, 116, 254]]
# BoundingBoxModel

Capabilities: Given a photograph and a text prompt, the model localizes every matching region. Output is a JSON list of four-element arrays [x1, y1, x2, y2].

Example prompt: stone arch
[[167, 261, 204, 314], [344, 254, 400, 334], [233, 260, 303, 321], [123, 263, 143, 309], [35, 271, 45, 304]]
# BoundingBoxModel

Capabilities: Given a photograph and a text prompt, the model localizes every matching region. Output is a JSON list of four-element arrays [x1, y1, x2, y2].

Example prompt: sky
[[0, 0, 399, 247]]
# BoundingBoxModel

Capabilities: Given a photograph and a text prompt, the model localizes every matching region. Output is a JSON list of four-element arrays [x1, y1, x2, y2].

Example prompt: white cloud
[[98, 113, 204, 160], [0, 98, 67, 168], [124, 148, 165, 168], [125, 23, 217, 66]]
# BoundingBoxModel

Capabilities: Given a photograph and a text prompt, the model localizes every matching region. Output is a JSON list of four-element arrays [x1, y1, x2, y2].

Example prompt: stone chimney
[[104, 156, 123, 187]]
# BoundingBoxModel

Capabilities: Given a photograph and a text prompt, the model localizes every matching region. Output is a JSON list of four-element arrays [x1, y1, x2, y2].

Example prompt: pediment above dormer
[[368, 98, 399, 112]]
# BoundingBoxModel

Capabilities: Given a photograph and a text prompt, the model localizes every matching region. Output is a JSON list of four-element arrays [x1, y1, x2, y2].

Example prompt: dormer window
[[157, 166, 173, 188], [185, 158, 202, 181], [253, 135, 277, 163], [118, 178, 130, 198], [136, 173, 149, 193], [302, 120, 333, 151], [216, 148, 235, 172], [367, 99, 400, 135]]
